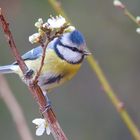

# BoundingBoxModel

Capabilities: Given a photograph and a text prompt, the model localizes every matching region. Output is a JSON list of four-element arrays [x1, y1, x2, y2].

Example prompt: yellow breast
[[17, 49, 82, 90]]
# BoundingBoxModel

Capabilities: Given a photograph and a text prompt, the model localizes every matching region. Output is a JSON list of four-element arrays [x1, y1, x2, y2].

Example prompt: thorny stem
[[48, 0, 140, 140], [0, 8, 68, 140]]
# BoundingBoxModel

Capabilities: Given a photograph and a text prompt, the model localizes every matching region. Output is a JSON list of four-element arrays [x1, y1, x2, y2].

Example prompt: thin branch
[[0, 8, 68, 140], [0, 75, 34, 140], [48, 0, 140, 140], [33, 40, 48, 82], [113, 1, 140, 27], [124, 9, 140, 26], [0, 8, 28, 74], [114, 0, 140, 35]]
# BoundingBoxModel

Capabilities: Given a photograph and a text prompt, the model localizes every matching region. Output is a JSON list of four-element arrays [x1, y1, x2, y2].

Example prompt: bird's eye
[[71, 47, 78, 52]]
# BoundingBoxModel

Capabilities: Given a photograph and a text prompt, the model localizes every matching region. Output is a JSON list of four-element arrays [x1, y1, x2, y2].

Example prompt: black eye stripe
[[54, 38, 84, 64], [71, 47, 79, 52], [58, 40, 83, 54]]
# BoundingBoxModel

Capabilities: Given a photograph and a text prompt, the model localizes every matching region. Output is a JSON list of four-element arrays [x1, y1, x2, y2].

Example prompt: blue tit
[[0, 30, 90, 92]]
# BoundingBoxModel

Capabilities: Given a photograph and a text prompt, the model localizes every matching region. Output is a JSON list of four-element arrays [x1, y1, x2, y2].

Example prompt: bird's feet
[[24, 69, 34, 79], [45, 95, 51, 109], [42, 92, 52, 114]]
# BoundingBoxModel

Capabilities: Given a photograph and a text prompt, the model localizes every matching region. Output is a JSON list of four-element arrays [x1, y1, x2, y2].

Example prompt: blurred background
[[0, 0, 140, 140]]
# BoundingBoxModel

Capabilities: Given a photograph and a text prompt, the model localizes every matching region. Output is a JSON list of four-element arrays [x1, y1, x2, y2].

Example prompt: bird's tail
[[0, 65, 18, 74]]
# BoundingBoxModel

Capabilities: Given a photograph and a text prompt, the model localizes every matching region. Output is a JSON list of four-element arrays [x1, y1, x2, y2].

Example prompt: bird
[[0, 30, 90, 94]]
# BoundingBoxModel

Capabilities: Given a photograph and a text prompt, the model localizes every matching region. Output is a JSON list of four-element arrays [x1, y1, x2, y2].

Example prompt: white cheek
[[57, 45, 82, 63]]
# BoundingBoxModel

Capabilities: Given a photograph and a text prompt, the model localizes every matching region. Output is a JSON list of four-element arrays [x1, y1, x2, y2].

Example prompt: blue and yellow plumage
[[0, 30, 90, 92]]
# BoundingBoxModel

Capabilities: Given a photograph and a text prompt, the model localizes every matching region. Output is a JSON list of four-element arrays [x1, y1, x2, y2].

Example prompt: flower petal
[[113, 0, 125, 9], [136, 28, 140, 34], [35, 18, 43, 28], [46, 127, 51, 135], [46, 15, 66, 29], [36, 124, 45, 136], [136, 16, 140, 23], [32, 118, 45, 125], [29, 33, 41, 44]]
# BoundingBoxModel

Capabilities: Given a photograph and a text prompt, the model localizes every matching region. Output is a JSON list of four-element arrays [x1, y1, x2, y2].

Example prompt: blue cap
[[70, 30, 85, 46]]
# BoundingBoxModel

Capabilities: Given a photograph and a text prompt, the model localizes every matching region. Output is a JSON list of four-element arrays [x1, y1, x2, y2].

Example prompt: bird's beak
[[83, 49, 92, 56]]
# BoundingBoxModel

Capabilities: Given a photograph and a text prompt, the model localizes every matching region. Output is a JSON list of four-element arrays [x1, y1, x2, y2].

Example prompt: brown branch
[[29, 83, 68, 140], [0, 8, 28, 74], [0, 8, 68, 140], [0, 75, 34, 140]]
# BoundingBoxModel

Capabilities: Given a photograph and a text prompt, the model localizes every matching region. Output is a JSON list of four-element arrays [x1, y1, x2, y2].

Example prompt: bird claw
[[24, 69, 34, 79], [41, 94, 52, 114]]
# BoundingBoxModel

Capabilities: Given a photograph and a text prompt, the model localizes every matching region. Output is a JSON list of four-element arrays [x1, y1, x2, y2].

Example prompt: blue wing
[[21, 46, 43, 60], [12, 46, 43, 65], [20, 38, 58, 61], [13, 38, 58, 65]]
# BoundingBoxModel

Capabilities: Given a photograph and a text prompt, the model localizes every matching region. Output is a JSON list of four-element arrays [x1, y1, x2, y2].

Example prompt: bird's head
[[61, 30, 91, 56], [55, 30, 91, 64]]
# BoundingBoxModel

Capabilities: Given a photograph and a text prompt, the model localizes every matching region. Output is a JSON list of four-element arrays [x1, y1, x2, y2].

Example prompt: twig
[[113, 0, 140, 33], [48, 0, 140, 140], [0, 8, 28, 74], [0, 8, 68, 140], [33, 40, 48, 82], [0, 75, 34, 140], [124, 9, 140, 26]]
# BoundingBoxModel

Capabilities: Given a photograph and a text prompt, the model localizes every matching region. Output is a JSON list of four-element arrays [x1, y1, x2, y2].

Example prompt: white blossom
[[44, 15, 66, 29], [113, 0, 125, 9], [136, 28, 140, 34], [35, 18, 43, 28], [136, 16, 140, 23], [29, 33, 41, 44], [32, 118, 51, 136]]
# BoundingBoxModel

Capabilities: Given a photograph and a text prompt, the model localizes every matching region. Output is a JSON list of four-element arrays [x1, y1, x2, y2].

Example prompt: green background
[[0, 0, 140, 140]]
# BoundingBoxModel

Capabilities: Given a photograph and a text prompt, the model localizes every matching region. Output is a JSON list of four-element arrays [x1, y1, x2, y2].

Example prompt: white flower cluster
[[32, 118, 51, 136], [29, 15, 75, 44], [44, 15, 66, 29]]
